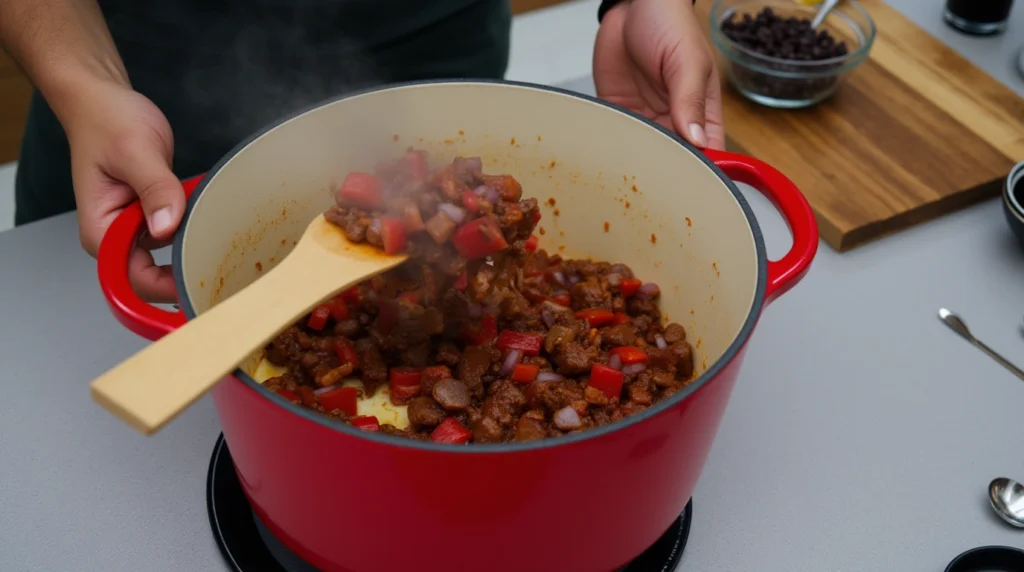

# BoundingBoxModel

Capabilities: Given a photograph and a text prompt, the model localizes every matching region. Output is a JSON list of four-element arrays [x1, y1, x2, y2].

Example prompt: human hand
[[61, 80, 184, 303], [594, 0, 725, 150]]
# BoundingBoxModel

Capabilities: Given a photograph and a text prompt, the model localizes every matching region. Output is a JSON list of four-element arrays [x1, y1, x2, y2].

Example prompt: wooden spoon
[[90, 214, 407, 435]]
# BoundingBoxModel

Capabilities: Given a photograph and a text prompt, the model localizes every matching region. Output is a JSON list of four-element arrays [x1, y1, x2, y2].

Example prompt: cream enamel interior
[[177, 82, 761, 410]]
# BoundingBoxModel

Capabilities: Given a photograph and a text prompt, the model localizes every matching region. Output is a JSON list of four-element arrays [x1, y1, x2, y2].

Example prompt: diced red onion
[[606, 354, 622, 372], [313, 385, 338, 396], [569, 275, 581, 285], [554, 406, 582, 430], [552, 271, 567, 286], [606, 273, 621, 286], [608, 354, 622, 370], [622, 363, 647, 375], [437, 203, 466, 224], [655, 335, 667, 350], [485, 187, 500, 204], [541, 310, 556, 329], [369, 218, 382, 234], [640, 282, 660, 297], [468, 303, 482, 319], [536, 372, 565, 382], [474, 185, 491, 196], [499, 349, 523, 376], [463, 157, 482, 172]]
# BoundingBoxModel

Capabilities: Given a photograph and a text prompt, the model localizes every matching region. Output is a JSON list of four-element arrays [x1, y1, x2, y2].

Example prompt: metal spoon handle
[[811, 0, 841, 29], [970, 338, 1024, 382]]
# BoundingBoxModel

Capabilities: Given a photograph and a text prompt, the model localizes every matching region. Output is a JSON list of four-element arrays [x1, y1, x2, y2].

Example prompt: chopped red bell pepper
[[588, 364, 624, 400], [326, 298, 350, 321], [340, 286, 361, 306], [389, 383, 420, 405], [430, 417, 473, 444], [452, 216, 509, 260], [349, 415, 380, 432], [453, 272, 468, 292], [337, 172, 383, 210], [496, 330, 544, 356], [619, 278, 643, 298], [334, 339, 359, 370], [611, 312, 632, 326], [551, 293, 572, 307], [296, 385, 317, 407], [576, 308, 615, 328], [610, 346, 648, 364], [524, 235, 539, 253], [307, 305, 331, 331], [400, 150, 429, 181], [274, 388, 300, 404], [461, 189, 481, 213], [380, 216, 408, 255], [389, 367, 423, 387], [420, 365, 452, 394], [461, 314, 498, 345], [533, 210, 542, 224], [317, 386, 358, 415], [510, 363, 539, 383]]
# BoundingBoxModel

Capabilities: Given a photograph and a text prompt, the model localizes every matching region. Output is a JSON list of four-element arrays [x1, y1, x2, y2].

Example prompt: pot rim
[[172, 79, 769, 453], [1005, 161, 1024, 223]]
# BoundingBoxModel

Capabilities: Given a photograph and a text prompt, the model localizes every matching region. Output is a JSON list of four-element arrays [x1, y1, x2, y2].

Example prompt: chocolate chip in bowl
[[709, 0, 876, 108]]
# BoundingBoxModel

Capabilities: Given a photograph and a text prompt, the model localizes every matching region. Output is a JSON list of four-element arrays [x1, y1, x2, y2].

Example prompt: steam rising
[[180, 2, 385, 153]]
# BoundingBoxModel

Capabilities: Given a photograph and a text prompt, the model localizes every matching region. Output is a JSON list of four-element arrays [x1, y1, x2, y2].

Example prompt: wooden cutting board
[[696, 0, 1024, 251]]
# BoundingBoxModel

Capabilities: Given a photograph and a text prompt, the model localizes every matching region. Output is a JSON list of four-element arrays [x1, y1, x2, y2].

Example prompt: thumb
[[112, 142, 185, 241], [665, 45, 713, 149]]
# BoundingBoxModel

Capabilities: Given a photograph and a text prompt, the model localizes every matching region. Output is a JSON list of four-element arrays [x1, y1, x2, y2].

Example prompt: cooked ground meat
[[262, 151, 697, 445]]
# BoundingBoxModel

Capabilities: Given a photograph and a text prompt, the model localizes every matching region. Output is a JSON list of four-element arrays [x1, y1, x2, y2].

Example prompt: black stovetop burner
[[207, 435, 693, 572]]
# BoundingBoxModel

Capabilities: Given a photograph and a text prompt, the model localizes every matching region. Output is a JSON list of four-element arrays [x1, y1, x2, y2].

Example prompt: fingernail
[[688, 123, 708, 148], [150, 208, 172, 235]]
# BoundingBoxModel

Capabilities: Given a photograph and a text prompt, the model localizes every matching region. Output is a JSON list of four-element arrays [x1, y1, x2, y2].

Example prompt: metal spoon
[[810, 0, 841, 29], [990, 477, 1024, 528], [937, 308, 1024, 382]]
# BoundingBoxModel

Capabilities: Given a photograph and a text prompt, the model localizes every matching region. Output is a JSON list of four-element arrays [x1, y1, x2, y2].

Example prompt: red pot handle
[[97, 175, 205, 341], [703, 149, 818, 302]]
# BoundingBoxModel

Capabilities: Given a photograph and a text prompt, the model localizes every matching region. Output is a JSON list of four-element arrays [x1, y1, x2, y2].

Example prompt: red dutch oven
[[97, 81, 817, 572]]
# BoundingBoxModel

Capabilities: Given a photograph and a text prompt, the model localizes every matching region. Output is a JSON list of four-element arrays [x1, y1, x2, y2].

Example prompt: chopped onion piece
[[474, 185, 491, 197], [369, 218, 382, 234], [569, 275, 581, 285], [499, 349, 523, 376], [552, 271, 567, 286], [541, 310, 556, 329], [554, 406, 582, 430], [608, 354, 622, 370], [468, 303, 482, 319], [655, 335, 667, 350], [485, 187, 500, 204], [622, 363, 647, 375], [640, 282, 660, 297], [437, 203, 466, 224], [606, 273, 621, 286], [313, 385, 339, 396], [536, 372, 565, 382]]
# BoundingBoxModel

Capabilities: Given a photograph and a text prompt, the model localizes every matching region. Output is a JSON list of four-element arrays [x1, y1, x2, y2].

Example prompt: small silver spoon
[[937, 308, 1024, 382], [811, 0, 841, 29], [990, 477, 1024, 528]]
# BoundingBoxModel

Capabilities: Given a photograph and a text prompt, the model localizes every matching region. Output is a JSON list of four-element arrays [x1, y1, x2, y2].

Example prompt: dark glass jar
[[944, 0, 1015, 35]]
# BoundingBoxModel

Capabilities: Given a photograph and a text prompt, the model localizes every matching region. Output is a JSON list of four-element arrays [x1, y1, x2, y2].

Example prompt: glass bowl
[[708, 0, 876, 109]]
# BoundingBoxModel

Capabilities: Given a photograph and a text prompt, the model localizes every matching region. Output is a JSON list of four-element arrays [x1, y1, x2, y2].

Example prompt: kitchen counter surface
[[4, 1, 1024, 571]]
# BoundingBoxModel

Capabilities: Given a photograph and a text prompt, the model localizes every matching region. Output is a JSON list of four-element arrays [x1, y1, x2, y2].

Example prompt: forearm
[[0, 0, 128, 123]]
